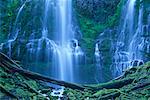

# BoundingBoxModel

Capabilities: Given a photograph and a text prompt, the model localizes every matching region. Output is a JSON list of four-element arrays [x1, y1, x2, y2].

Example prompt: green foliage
[[78, 16, 106, 39], [80, 38, 94, 60], [75, 0, 124, 64], [93, 89, 119, 97], [0, 0, 44, 43], [143, 0, 150, 24], [78, 17, 107, 63], [0, 65, 54, 99], [0, 0, 20, 42], [106, 0, 124, 27]]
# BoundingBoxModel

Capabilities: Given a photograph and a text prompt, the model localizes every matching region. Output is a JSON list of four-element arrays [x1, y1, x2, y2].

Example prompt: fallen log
[[0, 52, 21, 68], [0, 52, 137, 92], [85, 78, 134, 91], [0, 52, 86, 91]]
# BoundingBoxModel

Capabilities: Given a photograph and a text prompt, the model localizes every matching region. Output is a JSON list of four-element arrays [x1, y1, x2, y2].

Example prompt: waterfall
[[25, 0, 83, 82], [94, 43, 103, 82], [118, 0, 136, 43], [8, 0, 27, 40], [7, 0, 28, 57], [74, 39, 84, 63], [129, 6, 143, 60], [95, 43, 101, 68], [55, 0, 73, 44], [116, 0, 137, 68], [52, 0, 84, 82], [0, 0, 29, 57], [112, 0, 145, 77], [51, 0, 73, 82]]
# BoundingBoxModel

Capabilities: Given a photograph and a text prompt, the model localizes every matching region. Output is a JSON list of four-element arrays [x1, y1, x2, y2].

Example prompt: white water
[[52, 0, 73, 82], [112, 0, 145, 77], [25, 0, 83, 82], [118, 0, 136, 43], [8, 0, 27, 40], [0, 0, 28, 57], [138, 14, 150, 59], [95, 43, 101, 68], [94, 43, 103, 82], [51, 87, 64, 100], [50, 0, 83, 82], [129, 6, 143, 60], [73, 39, 84, 64]]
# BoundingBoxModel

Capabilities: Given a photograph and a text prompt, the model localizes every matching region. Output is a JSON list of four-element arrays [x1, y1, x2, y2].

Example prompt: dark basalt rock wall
[[74, 0, 121, 23]]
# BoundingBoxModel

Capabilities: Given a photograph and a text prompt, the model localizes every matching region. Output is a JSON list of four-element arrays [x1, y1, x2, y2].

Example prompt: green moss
[[143, 0, 150, 24], [0, 0, 20, 42], [78, 17, 107, 39], [93, 89, 118, 97], [0, 66, 53, 99], [78, 17, 107, 63], [64, 61, 150, 99], [80, 38, 95, 58], [106, 0, 124, 27], [74, 0, 124, 64]]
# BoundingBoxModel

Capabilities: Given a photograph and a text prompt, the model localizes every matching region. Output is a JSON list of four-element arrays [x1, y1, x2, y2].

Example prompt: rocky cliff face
[[74, 0, 150, 83], [73, 0, 123, 82], [74, 0, 120, 23], [94, 0, 150, 82], [0, 0, 150, 84]]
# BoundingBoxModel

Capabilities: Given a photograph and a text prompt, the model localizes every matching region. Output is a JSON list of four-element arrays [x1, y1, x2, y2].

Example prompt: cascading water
[[128, 5, 143, 60], [112, 0, 145, 77], [73, 39, 84, 64], [0, 0, 83, 83], [52, 0, 74, 82], [26, 0, 83, 82], [118, 0, 136, 45], [95, 43, 100, 63], [94, 43, 103, 82], [138, 14, 150, 61], [2, 0, 28, 57], [0, 0, 149, 85]]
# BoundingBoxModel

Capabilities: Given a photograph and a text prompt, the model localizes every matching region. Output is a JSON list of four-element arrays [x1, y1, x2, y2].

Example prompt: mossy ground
[[1, 61, 150, 99], [0, 64, 54, 99], [64, 62, 150, 100]]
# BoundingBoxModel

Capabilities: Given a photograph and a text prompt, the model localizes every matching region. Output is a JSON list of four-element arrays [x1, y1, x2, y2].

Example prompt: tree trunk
[[0, 52, 86, 91]]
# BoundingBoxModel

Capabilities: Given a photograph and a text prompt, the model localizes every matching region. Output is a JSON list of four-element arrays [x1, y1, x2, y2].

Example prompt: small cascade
[[51, 87, 64, 99], [138, 14, 150, 60], [0, 43, 4, 51], [95, 43, 101, 66], [26, 0, 52, 62], [112, 44, 130, 77], [8, 40, 13, 57], [72, 39, 84, 82], [73, 39, 84, 63], [0, 0, 28, 57], [94, 43, 103, 82], [94, 29, 114, 82], [8, 0, 27, 40]]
